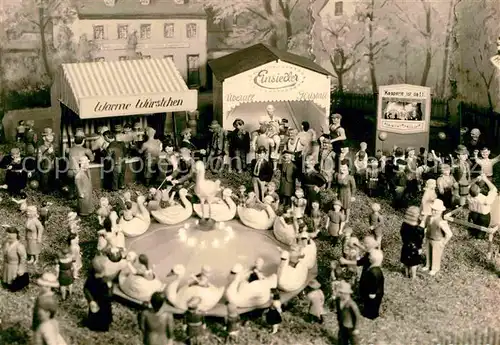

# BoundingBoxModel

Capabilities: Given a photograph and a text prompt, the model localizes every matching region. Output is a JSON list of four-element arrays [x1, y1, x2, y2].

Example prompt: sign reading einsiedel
[[79, 91, 198, 118], [250, 64, 306, 91]]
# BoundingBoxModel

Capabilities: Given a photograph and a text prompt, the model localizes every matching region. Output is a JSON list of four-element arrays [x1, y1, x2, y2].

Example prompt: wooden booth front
[[53, 58, 198, 188]]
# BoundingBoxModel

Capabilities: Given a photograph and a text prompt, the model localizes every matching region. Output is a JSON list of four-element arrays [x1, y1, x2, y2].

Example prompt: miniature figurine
[[39, 201, 52, 227], [0, 147, 31, 196], [473, 147, 500, 181], [369, 203, 383, 248], [285, 128, 301, 162], [420, 179, 438, 223], [335, 163, 356, 222], [207, 120, 228, 172], [245, 192, 259, 208], [225, 303, 240, 344], [67, 212, 81, 231], [188, 266, 212, 288], [32, 272, 59, 331], [340, 232, 361, 286], [356, 141, 368, 158], [25, 206, 44, 265], [91, 126, 110, 162], [113, 124, 125, 142], [353, 151, 367, 188], [365, 158, 380, 197], [138, 291, 175, 345], [436, 164, 457, 209], [291, 188, 307, 225], [465, 128, 485, 158], [102, 131, 127, 191], [32, 294, 68, 345], [358, 249, 385, 320], [68, 233, 82, 279], [2, 226, 27, 290], [265, 181, 280, 210], [97, 197, 112, 226], [251, 146, 273, 202], [400, 206, 425, 279], [265, 290, 282, 334], [130, 122, 145, 155], [454, 145, 471, 206], [16, 120, 26, 143], [301, 155, 327, 213], [55, 247, 74, 300], [75, 156, 94, 216], [184, 296, 206, 345], [335, 281, 360, 345], [310, 201, 323, 239], [37, 127, 57, 193], [122, 191, 139, 216], [65, 133, 94, 198], [279, 150, 297, 207], [227, 118, 250, 173], [168, 147, 195, 189], [84, 255, 114, 332], [392, 159, 408, 210], [326, 200, 346, 245], [161, 138, 179, 179], [247, 257, 265, 283], [237, 185, 246, 206], [109, 211, 125, 249], [24, 120, 37, 156], [467, 174, 497, 239], [421, 199, 453, 276], [305, 279, 325, 324], [338, 148, 351, 169], [139, 127, 162, 186], [11, 191, 28, 213], [319, 139, 335, 188], [329, 113, 347, 172], [405, 147, 418, 198]]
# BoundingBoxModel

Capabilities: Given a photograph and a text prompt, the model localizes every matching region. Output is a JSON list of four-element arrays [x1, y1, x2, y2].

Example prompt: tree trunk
[[439, 0, 455, 98], [263, 0, 279, 48], [420, 5, 432, 86], [38, 8, 53, 81], [368, 0, 377, 95], [337, 72, 344, 92], [420, 48, 432, 86]]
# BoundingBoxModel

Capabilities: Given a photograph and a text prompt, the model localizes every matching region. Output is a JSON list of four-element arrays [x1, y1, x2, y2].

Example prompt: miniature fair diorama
[[1, 42, 500, 345]]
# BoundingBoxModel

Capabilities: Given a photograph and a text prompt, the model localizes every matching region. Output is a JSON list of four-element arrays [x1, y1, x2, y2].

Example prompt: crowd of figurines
[[1, 106, 499, 345]]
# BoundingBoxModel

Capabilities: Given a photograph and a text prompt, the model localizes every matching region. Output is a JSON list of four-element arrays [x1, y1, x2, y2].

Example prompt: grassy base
[[0, 167, 499, 345]]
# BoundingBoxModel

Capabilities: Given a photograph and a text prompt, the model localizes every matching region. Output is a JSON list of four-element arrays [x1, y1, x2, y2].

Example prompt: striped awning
[[58, 58, 198, 119]]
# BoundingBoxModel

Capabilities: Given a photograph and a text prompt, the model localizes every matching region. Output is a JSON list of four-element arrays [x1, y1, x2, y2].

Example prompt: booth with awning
[[208, 44, 331, 134]]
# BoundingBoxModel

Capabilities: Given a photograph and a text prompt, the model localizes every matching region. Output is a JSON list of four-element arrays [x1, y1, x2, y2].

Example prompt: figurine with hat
[[102, 129, 127, 191], [138, 127, 163, 187], [32, 271, 59, 331], [25, 205, 44, 265], [2, 225, 28, 290], [36, 127, 57, 193], [454, 144, 471, 206], [250, 146, 273, 202], [334, 280, 361, 345], [421, 199, 453, 276], [64, 129, 94, 199], [207, 120, 228, 172], [75, 155, 94, 216], [358, 249, 385, 320], [91, 126, 110, 162], [227, 118, 250, 173], [279, 149, 298, 207], [327, 199, 346, 246], [183, 296, 206, 344], [83, 255, 114, 332], [305, 279, 325, 324], [400, 206, 425, 279], [0, 147, 31, 196]]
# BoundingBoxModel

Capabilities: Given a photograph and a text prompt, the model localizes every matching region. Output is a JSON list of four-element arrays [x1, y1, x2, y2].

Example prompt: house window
[[119, 56, 128, 61], [117, 24, 128, 39], [142, 55, 151, 59], [164, 55, 174, 63], [186, 23, 197, 38], [187, 54, 200, 86], [94, 57, 105, 62], [334, 1, 343, 16], [164, 23, 174, 38], [93, 25, 105, 40], [140, 24, 151, 39]]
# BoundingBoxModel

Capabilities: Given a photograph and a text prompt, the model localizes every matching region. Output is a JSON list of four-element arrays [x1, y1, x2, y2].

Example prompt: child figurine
[[329, 261, 344, 298], [25, 206, 44, 265], [454, 145, 471, 206], [245, 191, 259, 208], [184, 296, 206, 345], [356, 141, 368, 159], [310, 201, 323, 239], [369, 203, 383, 248], [335, 163, 356, 222], [16, 120, 26, 143], [326, 200, 346, 246], [291, 188, 307, 225], [238, 185, 247, 206], [405, 147, 419, 198], [39, 201, 52, 227], [135, 254, 155, 280], [353, 151, 368, 188], [248, 257, 265, 282], [12, 191, 28, 213], [55, 247, 74, 300], [473, 147, 500, 181], [265, 290, 282, 334], [122, 191, 138, 216], [265, 181, 280, 210], [420, 179, 438, 223], [97, 197, 112, 226], [436, 164, 458, 209], [392, 160, 408, 210], [68, 232, 82, 279], [225, 303, 240, 344], [305, 279, 325, 324], [365, 158, 380, 197], [341, 228, 361, 286]]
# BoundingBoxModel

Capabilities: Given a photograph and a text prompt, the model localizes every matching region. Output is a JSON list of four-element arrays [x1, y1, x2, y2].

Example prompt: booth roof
[[76, 0, 206, 19], [208, 43, 332, 82]]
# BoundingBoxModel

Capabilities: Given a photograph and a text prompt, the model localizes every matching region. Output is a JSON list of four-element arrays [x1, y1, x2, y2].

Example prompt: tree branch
[[394, 3, 427, 37], [289, 0, 300, 15], [247, 8, 268, 21]]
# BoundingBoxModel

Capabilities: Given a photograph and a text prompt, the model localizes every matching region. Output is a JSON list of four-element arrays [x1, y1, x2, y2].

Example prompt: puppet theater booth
[[375, 84, 432, 153], [208, 44, 331, 133], [52, 58, 198, 187]]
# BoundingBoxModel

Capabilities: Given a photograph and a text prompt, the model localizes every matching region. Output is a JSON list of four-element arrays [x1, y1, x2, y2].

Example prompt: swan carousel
[[151, 188, 193, 225], [119, 195, 151, 237], [193, 188, 237, 222], [238, 198, 277, 230], [273, 214, 296, 246]]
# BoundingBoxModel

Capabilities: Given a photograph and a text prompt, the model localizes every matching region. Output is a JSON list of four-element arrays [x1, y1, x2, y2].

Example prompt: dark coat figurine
[[335, 281, 360, 345], [83, 256, 114, 332], [279, 150, 297, 207], [358, 249, 384, 320], [103, 132, 127, 191], [227, 119, 250, 172], [0, 148, 32, 196], [251, 147, 274, 201]]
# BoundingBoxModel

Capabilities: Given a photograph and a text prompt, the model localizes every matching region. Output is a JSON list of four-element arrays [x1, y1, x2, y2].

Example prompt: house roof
[[208, 43, 331, 81], [76, 0, 207, 20]]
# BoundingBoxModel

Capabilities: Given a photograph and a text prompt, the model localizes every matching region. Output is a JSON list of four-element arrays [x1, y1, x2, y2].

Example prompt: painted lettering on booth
[[297, 91, 329, 101], [94, 97, 184, 113], [226, 93, 256, 102], [384, 90, 426, 98], [253, 69, 300, 90]]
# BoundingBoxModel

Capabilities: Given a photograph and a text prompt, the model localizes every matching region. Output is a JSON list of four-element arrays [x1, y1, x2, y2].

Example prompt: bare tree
[[438, 0, 458, 98]]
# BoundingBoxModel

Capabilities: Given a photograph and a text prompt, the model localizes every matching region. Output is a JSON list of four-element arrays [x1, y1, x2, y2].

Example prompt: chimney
[[140, 0, 150, 4], [103, 0, 116, 6]]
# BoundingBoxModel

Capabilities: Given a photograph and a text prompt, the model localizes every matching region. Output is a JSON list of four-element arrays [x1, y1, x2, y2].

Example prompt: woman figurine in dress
[[326, 200, 346, 246], [75, 156, 94, 216], [56, 247, 74, 300], [2, 226, 27, 289], [310, 201, 323, 239], [33, 297, 68, 345], [25, 205, 44, 265], [420, 179, 437, 224], [265, 290, 282, 334], [68, 233, 82, 279], [335, 163, 356, 223], [97, 197, 112, 226], [400, 206, 425, 279]]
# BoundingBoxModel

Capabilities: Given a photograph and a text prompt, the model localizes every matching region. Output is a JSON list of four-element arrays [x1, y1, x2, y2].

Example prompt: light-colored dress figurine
[[26, 206, 44, 265], [33, 296, 68, 345], [368, 203, 383, 248], [305, 279, 325, 324], [96, 197, 112, 226], [75, 156, 94, 216], [68, 232, 82, 279], [420, 179, 437, 224], [2, 226, 27, 286], [336, 164, 356, 223]]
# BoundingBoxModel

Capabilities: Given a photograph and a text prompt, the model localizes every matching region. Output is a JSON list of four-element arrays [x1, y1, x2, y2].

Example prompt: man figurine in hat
[[75, 156, 94, 216], [91, 126, 110, 162], [453, 145, 471, 206], [37, 127, 57, 193], [65, 130, 94, 198], [83, 255, 114, 332], [0, 147, 32, 196], [227, 118, 250, 173], [184, 296, 206, 345], [121, 123, 134, 153], [421, 199, 453, 276], [180, 127, 197, 151], [207, 120, 228, 173], [305, 279, 325, 324], [102, 131, 126, 191], [24, 120, 38, 157], [168, 147, 195, 189], [335, 281, 360, 345], [279, 149, 298, 207], [251, 146, 273, 202], [138, 127, 162, 186], [2, 226, 27, 290], [32, 272, 59, 331], [358, 249, 385, 320]]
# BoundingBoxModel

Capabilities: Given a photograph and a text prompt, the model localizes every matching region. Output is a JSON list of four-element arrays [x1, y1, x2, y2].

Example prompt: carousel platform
[[113, 218, 317, 316]]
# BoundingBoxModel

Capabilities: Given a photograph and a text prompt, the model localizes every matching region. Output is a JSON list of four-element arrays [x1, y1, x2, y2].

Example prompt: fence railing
[[432, 328, 500, 345]]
